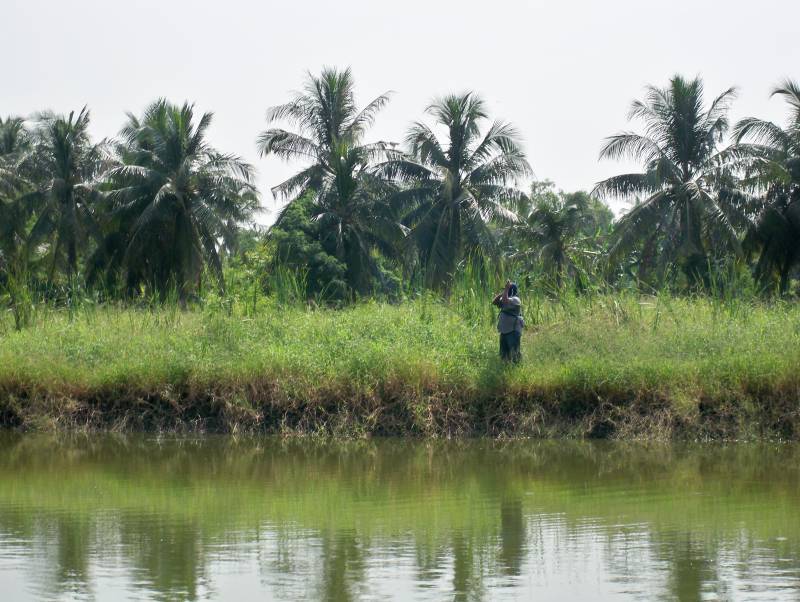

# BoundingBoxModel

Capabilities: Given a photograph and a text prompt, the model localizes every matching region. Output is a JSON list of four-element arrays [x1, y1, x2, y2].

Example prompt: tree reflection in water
[[0, 434, 798, 601]]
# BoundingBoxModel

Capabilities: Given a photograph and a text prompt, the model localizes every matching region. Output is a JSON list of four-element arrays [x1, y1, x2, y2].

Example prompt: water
[[0, 435, 798, 601]]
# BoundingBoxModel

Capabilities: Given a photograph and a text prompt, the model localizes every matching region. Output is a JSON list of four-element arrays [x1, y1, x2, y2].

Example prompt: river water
[[0, 434, 797, 601]]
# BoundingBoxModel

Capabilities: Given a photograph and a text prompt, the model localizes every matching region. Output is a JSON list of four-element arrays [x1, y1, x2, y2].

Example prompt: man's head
[[508, 282, 518, 297]]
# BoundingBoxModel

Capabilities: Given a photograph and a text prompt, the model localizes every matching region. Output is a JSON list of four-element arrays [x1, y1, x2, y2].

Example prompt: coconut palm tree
[[19, 108, 110, 287], [594, 75, 750, 288], [0, 117, 33, 277], [732, 79, 800, 294], [379, 92, 531, 289], [257, 67, 404, 295], [98, 99, 258, 300], [0, 116, 29, 156]]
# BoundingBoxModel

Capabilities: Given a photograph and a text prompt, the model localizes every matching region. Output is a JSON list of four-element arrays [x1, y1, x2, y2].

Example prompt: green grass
[[1, 293, 799, 438]]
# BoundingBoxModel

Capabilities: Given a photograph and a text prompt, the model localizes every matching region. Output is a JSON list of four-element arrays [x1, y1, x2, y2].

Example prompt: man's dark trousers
[[500, 331, 521, 363]]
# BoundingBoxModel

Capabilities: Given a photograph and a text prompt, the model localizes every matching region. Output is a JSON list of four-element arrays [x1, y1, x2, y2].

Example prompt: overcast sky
[[4, 0, 799, 222]]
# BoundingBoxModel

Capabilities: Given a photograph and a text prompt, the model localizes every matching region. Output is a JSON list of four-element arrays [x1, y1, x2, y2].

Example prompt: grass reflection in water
[[0, 434, 798, 601]]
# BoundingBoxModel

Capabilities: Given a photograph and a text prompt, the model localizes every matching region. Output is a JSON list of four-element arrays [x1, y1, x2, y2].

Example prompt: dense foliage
[[94, 100, 258, 303], [2, 70, 800, 320], [257, 68, 403, 295], [378, 92, 531, 289]]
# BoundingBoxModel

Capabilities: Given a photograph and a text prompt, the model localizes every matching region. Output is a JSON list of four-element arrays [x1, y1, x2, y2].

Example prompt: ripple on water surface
[[0, 435, 798, 600]]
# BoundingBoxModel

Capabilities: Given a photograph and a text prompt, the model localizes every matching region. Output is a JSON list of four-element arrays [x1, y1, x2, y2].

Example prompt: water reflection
[[0, 434, 798, 601], [499, 499, 524, 577]]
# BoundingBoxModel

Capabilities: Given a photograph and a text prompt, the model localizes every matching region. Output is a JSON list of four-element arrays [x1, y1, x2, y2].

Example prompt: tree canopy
[[595, 75, 750, 288], [3, 69, 800, 311]]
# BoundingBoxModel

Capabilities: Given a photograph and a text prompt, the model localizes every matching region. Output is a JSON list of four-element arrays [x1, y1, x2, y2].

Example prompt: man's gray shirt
[[497, 296, 524, 334]]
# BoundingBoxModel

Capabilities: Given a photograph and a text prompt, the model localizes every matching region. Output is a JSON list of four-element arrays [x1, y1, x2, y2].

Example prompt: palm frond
[[599, 132, 666, 164], [593, 172, 660, 200], [733, 117, 791, 148]]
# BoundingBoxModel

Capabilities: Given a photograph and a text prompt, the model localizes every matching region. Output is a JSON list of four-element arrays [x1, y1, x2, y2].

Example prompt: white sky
[[3, 0, 799, 223]]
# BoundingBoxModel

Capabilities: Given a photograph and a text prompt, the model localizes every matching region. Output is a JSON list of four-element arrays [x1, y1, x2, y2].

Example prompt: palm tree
[[257, 67, 404, 295], [0, 117, 33, 278], [99, 99, 258, 301], [732, 79, 800, 294], [19, 108, 109, 287], [511, 183, 607, 289], [594, 75, 749, 288], [0, 116, 29, 156], [379, 92, 531, 289]]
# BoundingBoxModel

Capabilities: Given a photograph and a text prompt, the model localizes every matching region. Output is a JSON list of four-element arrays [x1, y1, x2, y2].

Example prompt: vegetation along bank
[[2, 68, 800, 438], [1, 295, 798, 439]]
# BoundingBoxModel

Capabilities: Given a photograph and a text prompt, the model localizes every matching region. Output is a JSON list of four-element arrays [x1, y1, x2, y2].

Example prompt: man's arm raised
[[501, 280, 511, 305]]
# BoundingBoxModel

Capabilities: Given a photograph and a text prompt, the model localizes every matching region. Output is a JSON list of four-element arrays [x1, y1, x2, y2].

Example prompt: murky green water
[[0, 435, 798, 601]]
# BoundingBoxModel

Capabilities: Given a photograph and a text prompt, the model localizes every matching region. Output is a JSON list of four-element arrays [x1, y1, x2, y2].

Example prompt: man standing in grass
[[492, 280, 524, 363]]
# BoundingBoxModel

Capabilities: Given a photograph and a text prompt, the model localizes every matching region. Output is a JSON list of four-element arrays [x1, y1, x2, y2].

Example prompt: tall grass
[[1, 283, 799, 438], [3, 269, 33, 330]]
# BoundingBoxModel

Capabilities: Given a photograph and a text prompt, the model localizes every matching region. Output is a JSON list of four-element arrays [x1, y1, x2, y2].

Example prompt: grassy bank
[[1, 293, 799, 439]]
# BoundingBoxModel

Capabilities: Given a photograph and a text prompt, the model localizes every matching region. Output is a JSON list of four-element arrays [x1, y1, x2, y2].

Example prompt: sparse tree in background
[[733, 80, 800, 294], [595, 75, 751, 289], [258, 67, 406, 295], [380, 92, 531, 289], [97, 100, 258, 301], [510, 181, 611, 289]]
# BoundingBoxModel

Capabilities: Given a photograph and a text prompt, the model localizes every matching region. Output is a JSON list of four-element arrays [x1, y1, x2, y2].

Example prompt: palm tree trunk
[[682, 200, 707, 289], [639, 236, 657, 284], [67, 237, 77, 293], [555, 253, 563, 289], [779, 256, 791, 295]]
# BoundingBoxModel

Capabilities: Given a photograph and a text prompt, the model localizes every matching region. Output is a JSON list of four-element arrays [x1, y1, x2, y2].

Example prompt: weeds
[[0, 292, 799, 438]]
